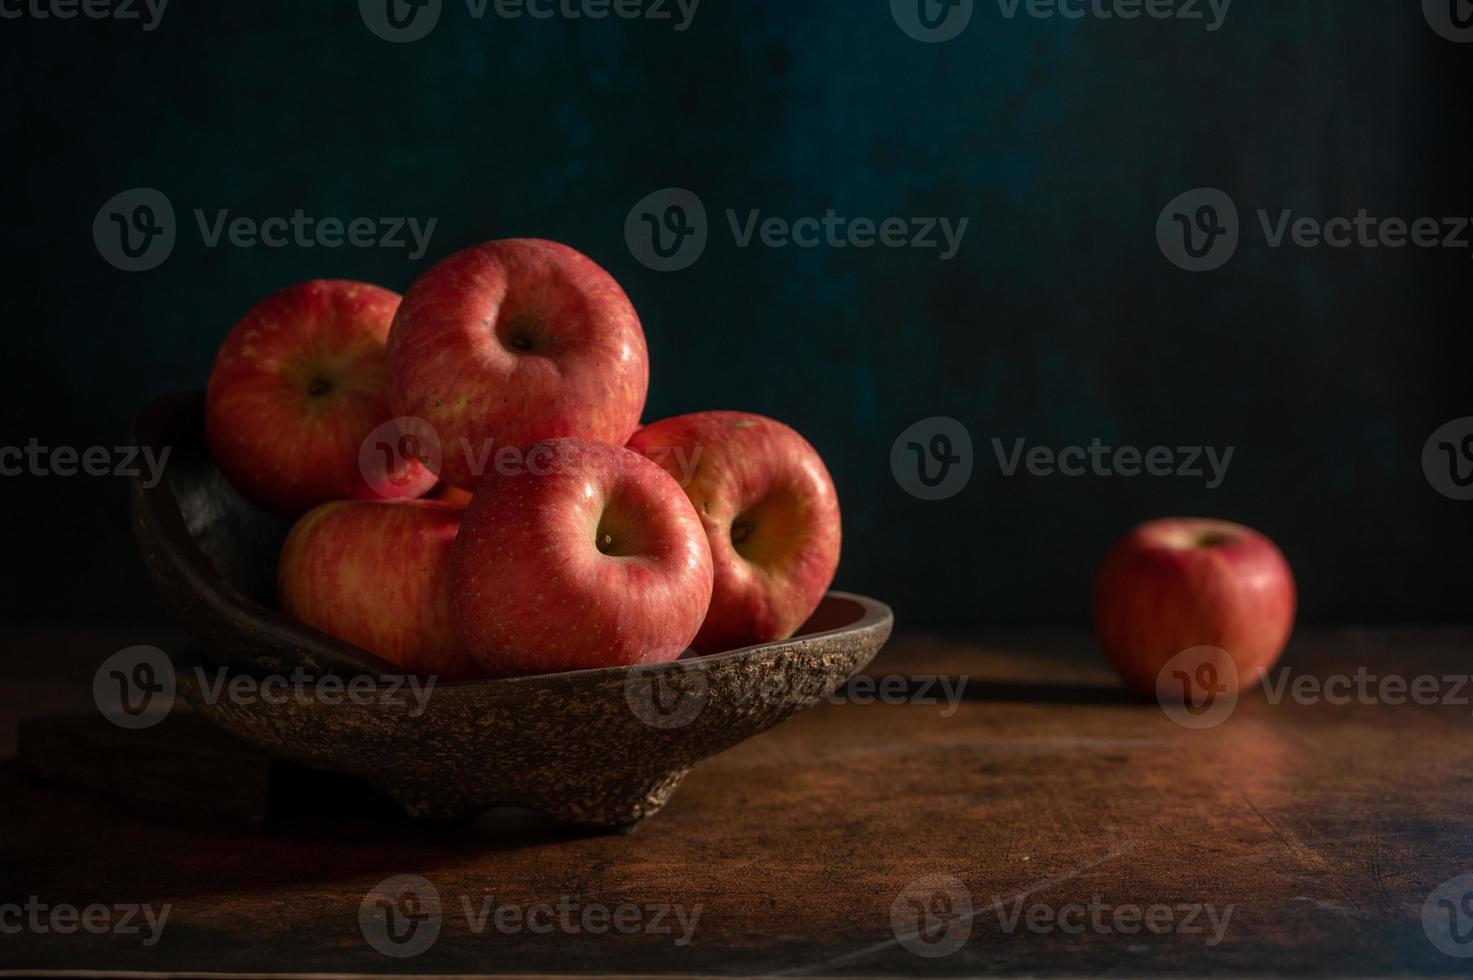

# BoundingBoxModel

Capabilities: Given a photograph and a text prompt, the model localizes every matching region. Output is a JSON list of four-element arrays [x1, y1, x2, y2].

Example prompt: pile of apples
[[204, 238, 842, 680]]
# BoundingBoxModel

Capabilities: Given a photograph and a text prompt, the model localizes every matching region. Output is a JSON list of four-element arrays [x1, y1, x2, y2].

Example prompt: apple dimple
[[727, 488, 806, 567], [729, 515, 756, 550], [496, 311, 552, 355], [1150, 519, 1244, 552], [593, 507, 642, 558]]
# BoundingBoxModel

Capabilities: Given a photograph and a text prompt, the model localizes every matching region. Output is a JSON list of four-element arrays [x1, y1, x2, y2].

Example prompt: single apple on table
[[627, 411, 842, 653], [279, 498, 481, 680], [1094, 517, 1296, 699], [448, 439, 713, 677], [205, 279, 436, 515], [388, 239, 649, 490]]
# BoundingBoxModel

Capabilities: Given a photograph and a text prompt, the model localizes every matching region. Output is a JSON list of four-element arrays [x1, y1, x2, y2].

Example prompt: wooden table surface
[[4, 624, 1473, 977]]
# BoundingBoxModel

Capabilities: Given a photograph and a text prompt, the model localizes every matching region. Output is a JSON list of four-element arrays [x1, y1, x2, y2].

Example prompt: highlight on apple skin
[[1093, 517, 1297, 699], [387, 238, 649, 490], [627, 411, 842, 654], [204, 279, 437, 515], [447, 438, 714, 677], [278, 498, 482, 681]]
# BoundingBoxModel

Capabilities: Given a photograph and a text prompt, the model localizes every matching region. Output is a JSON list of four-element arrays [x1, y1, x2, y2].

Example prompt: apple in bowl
[[278, 498, 482, 680], [449, 439, 713, 677], [387, 239, 649, 490], [1094, 517, 1296, 698], [205, 279, 437, 515], [628, 411, 842, 653]]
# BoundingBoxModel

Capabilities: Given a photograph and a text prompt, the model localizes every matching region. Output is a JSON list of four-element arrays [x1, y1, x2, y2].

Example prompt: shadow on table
[[955, 680, 1141, 705], [844, 674, 1140, 706]]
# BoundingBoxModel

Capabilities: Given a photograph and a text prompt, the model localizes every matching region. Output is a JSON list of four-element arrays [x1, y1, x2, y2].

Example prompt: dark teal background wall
[[2, 1, 1469, 626]]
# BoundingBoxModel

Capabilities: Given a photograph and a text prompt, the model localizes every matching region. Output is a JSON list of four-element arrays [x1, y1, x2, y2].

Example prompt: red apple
[[387, 239, 649, 490], [627, 411, 842, 653], [205, 279, 436, 514], [432, 482, 474, 507], [1094, 517, 1297, 698], [448, 439, 713, 677], [279, 499, 481, 680]]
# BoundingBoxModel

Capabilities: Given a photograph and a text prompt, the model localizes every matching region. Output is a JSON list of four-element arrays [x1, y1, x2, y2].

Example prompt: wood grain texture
[[3, 626, 1472, 976]]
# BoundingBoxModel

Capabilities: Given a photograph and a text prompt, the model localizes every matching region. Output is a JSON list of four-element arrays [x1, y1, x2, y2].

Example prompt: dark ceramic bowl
[[128, 393, 894, 826]]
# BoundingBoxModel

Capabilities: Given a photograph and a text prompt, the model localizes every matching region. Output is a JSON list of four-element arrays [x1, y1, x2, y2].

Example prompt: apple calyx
[[497, 311, 552, 354], [729, 516, 756, 550]]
